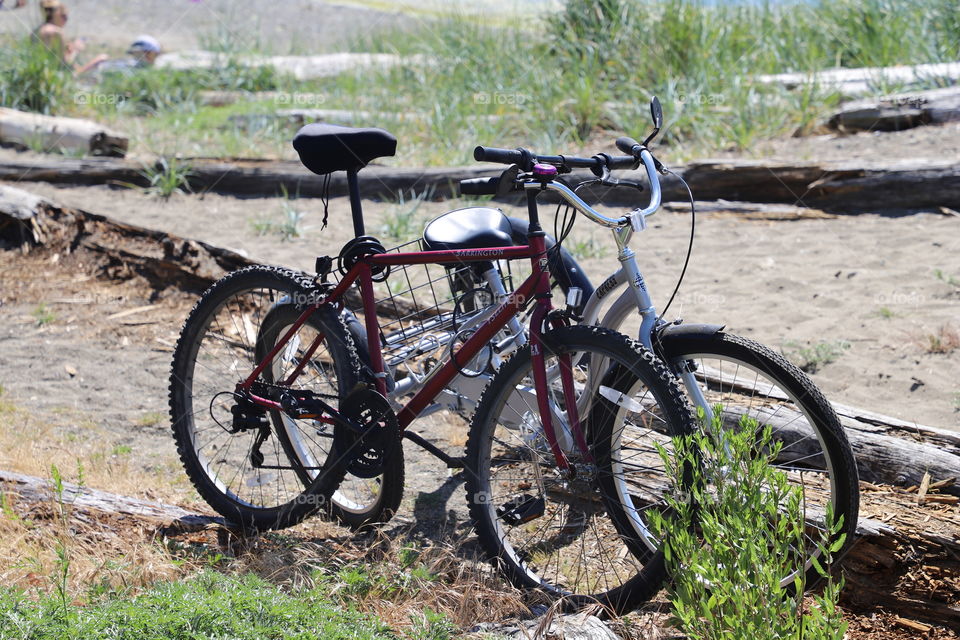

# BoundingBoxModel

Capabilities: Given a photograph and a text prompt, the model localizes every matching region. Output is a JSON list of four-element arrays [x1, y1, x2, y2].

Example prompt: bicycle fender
[[653, 322, 725, 363]]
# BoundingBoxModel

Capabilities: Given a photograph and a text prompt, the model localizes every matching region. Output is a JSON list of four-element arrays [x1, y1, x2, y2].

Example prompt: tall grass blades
[[650, 412, 847, 640], [0, 38, 73, 115]]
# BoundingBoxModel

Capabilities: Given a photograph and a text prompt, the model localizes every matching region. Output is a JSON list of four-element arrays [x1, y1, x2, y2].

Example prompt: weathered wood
[[695, 365, 960, 494], [2, 149, 959, 212], [661, 199, 835, 220], [228, 108, 410, 129], [829, 86, 960, 132], [0, 469, 224, 528], [473, 614, 622, 640], [229, 109, 504, 131], [0, 107, 128, 157], [0, 184, 428, 318], [0, 153, 497, 200], [757, 61, 960, 97], [198, 90, 327, 108], [669, 159, 960, 212], [156, 50, 424, 81]]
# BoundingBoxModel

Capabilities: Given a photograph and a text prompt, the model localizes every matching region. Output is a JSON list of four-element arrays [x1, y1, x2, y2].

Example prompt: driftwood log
[[757, 61, 960, 97], [696, 366, 960, 495], [0, 469, 223, 530], [0, 152, 496, 201], [828, 86, 960, 132], [156, 50, 424, 81], [845, 486, 960, 631], [2, 150, 959, 212], [0, 184, 430, 319], [0, 107, 128, 157]]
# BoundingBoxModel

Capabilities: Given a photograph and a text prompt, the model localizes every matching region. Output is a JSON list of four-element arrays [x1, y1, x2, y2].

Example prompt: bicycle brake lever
[[604, 177, 645, 191], [497, 165, 521, 196]]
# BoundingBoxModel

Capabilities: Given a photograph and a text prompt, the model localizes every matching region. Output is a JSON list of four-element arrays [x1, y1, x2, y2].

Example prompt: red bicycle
[[169, 124, 695, 611]]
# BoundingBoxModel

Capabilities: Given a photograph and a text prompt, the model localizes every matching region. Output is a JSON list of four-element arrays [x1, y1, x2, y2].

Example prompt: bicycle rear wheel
[[169, 265, 356, 531], [464, 325, 694, 613], [258, 304, 405, 531]]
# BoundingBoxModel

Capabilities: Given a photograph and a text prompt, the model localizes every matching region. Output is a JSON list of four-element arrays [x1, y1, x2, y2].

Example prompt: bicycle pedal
[[497, 494, 545, 526]]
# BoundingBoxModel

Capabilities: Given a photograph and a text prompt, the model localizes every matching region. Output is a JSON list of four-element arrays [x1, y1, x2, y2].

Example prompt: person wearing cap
[[128, 35, 161, 66], [35, 0, 107, 74], [95, 35, 162, 75]]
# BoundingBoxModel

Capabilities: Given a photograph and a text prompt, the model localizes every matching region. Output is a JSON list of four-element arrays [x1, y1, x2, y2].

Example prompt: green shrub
[[650, 412, 847, 640], [0, 38, 73, 115]]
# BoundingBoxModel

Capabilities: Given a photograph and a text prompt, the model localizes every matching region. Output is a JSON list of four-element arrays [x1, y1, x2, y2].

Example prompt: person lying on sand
[[96, 35, 162, 74], [34, 0, 107, 75]]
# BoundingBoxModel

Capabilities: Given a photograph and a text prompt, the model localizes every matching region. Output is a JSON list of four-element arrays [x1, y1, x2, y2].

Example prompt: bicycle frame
[[236, 206, 586, 470]]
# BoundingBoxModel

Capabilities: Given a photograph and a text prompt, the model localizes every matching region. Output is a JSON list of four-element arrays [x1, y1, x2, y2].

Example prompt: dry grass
[[914, 324, 960, 355], [0, 496, 190, 600], [0, 401, 191, 506]]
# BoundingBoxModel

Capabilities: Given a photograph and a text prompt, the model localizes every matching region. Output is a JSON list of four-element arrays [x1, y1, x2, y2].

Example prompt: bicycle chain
[[249, 379, 338, 401]]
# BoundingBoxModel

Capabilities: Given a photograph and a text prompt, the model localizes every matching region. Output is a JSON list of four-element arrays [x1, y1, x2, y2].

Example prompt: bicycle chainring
[[335, 387, 399, 479]]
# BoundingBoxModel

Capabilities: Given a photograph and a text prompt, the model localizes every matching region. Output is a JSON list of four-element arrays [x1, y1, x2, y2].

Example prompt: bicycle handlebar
[[473, 145, 637, 174], [466, 141, 664, 230]]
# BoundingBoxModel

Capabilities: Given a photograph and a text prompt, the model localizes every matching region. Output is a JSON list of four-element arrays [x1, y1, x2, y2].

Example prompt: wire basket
[[339, 237, 521, 370]]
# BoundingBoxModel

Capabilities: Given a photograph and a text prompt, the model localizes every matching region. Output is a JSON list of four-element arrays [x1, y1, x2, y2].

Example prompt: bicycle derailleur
[[231, 382, 399, 478]]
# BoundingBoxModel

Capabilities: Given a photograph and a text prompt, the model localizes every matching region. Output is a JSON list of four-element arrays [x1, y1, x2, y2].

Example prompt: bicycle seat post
[[347, 169, 365, 237]]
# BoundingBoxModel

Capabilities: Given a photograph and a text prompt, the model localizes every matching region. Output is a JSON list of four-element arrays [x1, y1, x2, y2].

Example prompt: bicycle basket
[[336, 237, 521, 372]]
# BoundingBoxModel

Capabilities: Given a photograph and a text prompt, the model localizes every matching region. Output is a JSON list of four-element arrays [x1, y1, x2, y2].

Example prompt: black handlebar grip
[[459, 177, 500, 196], [473, 145, 524, 165], [606, 154, 639, 170], [616, 136, 642, 156]]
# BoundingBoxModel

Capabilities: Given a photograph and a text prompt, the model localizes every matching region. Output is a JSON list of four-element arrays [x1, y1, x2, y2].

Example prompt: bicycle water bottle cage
[[338, 236, 389, 281]]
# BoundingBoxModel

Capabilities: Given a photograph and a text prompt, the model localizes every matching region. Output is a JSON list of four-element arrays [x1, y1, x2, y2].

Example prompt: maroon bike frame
[[238, 236, 585, 469]]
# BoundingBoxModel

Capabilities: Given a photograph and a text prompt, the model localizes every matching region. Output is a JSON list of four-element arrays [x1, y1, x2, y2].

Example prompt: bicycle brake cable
[[657, 167, 695, 321]]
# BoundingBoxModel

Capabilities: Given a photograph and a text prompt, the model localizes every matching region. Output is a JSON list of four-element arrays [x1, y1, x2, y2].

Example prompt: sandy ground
[[2, 173, 958, 433]]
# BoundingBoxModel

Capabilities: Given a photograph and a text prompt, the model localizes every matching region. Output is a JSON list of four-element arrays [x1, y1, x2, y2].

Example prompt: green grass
[[782, 339, 851, 374], [0, 571, 393, 640], [135, 412, 165, 427], [380, 188, 435, 242], [567, 235, 608, 261], [32, 304, 55, 327], [934, 268, 960, 288], [251, 185, 309, 240], [0, 37, 73, 115], [136, 157, 194, 199]]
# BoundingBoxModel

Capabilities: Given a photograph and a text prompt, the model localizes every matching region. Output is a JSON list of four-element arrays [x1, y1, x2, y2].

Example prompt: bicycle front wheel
[[464, 325, 694, 613], [660, 330, 859, 588]]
